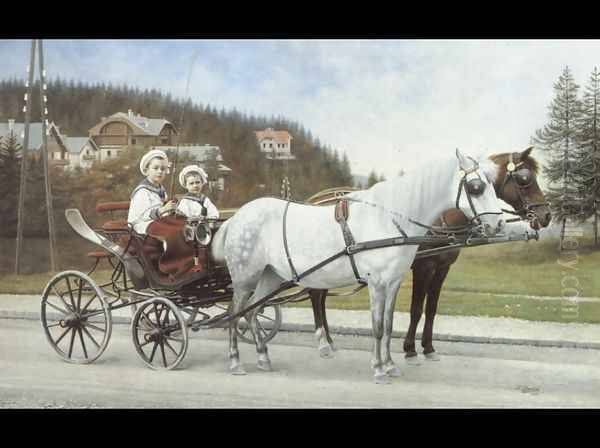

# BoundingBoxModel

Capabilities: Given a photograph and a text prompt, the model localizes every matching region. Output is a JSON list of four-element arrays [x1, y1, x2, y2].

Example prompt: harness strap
[[282, 201, 300, 282], [335, 199, 367, 284]]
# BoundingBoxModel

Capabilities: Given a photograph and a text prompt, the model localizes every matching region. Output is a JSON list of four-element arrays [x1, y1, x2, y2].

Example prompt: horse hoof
[[319, 345, 335, 359], [257, 360, 273, 372], [424, 352, 440, 361], [374, 373, 391, 385], [384, 364, 402, 377], [230, 365, 247, 376], [405, 355, 421, 366]]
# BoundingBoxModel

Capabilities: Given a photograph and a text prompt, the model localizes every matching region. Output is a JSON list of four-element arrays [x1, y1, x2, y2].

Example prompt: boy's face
[[186, 174, 204, 194], [147, 158, 169, 184]]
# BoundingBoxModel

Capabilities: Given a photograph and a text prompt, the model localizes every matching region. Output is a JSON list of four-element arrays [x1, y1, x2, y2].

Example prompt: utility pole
[[38, 40, 57, 272], [15, 40, 37, 275], [15, 39, 57, 274]]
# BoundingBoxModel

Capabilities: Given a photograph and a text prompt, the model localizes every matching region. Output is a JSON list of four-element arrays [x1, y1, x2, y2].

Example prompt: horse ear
[[455, 148, 470, 169], [521, 146, 534, 159]]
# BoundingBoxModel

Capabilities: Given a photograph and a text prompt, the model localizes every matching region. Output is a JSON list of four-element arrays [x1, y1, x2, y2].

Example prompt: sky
[[1, 39, 600, 180]]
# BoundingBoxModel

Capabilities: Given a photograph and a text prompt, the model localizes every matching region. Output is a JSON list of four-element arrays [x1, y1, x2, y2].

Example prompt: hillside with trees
[[0, 78, 357, 240]]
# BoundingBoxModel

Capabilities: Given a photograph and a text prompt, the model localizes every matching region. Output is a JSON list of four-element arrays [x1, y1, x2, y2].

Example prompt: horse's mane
[[488, 150, 539, 174]]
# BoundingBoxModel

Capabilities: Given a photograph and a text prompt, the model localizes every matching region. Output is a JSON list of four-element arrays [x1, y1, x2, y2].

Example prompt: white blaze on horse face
[[455, 150, 504, 235]]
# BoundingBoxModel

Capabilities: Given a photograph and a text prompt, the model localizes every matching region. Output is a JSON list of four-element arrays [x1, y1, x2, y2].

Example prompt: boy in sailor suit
[[127, 149, 178, 234], [176, 165, 219, 220]]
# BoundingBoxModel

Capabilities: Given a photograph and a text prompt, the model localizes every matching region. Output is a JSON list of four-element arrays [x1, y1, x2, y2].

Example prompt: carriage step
[[87, 250, 113, 259]]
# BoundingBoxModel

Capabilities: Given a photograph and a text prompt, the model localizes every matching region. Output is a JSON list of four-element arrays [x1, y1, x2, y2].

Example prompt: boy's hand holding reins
[[158, 199, 178, 217]]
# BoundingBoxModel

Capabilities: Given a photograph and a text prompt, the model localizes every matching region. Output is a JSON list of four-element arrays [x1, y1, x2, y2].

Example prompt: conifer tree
[[0, 132, 22, 236], [572, 67, 600, 246], [532, 66, 585, 248]]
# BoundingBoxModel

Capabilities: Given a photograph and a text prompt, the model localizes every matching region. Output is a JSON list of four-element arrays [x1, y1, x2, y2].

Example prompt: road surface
[[1, 319, 600, 408]]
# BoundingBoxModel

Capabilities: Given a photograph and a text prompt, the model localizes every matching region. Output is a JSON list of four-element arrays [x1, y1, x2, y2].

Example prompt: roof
[[93, 111, 175, 136], [254, 128, 292, 144], [64, 137, 94, 154], [154, 145, 224, 162], [0, 122, 45, 151]]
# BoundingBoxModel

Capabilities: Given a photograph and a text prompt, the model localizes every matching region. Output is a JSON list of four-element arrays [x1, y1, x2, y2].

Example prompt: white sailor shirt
[[176, 194, 219, 219], [127, 179, 167, 235]]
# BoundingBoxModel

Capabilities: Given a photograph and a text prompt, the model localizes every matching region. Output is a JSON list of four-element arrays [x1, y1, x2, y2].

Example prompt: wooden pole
[[38, 39, 57, 272], [15, 40, 37, 275]]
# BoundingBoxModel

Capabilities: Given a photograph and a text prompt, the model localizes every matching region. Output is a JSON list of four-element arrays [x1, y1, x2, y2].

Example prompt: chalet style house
[[254, 128, 295, 160], [0, 119, 98, 170], [88, 110, 178, 161]]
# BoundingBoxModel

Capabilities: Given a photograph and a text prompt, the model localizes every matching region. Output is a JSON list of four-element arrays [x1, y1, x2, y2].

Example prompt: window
[[269, 143, 273, 148], [131, 138, 137, 145], [161, 137, 168, 144], [107, 150, 112, 157], [117, 150, 121, 157]]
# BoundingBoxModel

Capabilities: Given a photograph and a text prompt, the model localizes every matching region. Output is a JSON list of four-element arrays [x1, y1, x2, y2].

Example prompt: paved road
[[2, 319, 600, 408]]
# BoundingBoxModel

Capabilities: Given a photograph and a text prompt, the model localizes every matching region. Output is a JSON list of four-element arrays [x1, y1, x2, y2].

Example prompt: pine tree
[[0, 132, 22, 236], [573, 67, 600, 246], [367, 170, 379, 188], [532, 66, 585, 248]]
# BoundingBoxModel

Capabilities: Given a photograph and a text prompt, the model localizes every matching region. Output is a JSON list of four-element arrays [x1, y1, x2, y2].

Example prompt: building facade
[[254, 128, 295, 160]]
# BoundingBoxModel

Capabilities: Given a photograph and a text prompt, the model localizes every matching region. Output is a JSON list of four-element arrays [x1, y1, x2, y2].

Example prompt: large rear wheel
[[40, 271, 112, 364]]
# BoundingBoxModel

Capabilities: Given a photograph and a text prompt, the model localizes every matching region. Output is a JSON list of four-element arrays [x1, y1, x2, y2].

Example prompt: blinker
[[466, 178, 486, 196]]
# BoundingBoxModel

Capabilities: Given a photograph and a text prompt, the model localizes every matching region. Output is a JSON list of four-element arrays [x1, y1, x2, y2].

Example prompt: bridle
[[498, 153, 550, 223], [454, 156, 503, 230]]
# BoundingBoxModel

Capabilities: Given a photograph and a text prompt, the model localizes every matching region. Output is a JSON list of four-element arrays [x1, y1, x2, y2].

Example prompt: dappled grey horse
[[211, 149, 506, 383]]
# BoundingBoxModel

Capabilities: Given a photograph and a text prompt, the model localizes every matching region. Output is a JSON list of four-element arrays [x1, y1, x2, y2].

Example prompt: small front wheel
[[131, 297, 188, 370], [236, 304, 282, 344]]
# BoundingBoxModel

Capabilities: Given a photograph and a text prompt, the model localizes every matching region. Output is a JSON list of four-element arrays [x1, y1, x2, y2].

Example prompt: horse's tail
[[211, 219, 230, 264]]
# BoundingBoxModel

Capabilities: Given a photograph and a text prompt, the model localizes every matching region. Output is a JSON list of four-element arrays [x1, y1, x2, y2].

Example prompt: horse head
[[455, 149, 506, 237], [490, 146, 551, 230]]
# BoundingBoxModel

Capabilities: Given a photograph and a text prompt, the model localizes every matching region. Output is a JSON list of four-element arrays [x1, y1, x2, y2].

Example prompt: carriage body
[[39, 204, 282, 370]]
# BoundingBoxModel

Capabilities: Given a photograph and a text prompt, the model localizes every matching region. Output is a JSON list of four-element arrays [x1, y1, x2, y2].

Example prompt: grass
[[2, 235, 600, 323]]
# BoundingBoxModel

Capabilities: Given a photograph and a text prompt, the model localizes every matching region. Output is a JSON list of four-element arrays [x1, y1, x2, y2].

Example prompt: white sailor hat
[[179, 164, 208, 188], [139, 149, 169, 175]]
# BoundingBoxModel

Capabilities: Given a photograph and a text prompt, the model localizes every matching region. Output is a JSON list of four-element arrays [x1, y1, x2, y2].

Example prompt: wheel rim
[[131, 298, 188, 370], [40, 271, 112, 364], [236, 304, 282, 344]]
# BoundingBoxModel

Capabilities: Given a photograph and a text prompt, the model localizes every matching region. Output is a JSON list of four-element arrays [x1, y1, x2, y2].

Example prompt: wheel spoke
[[46, 322, 63, 328], [81, 325, 101, 349], [45, 300, 70, 316], [83, 322, 106, 333], [165, 335, 184, 344], [142, 309, 156, 325], [76, 280, 83, 312], [68, 328, 76, 358], [51, 286, 73, 312], [149, 341, 159, 363], [257, 312, 275, 323], [152, 303, 161, 326], [77, 327, 88, 359], [80, 294, 98, 314], [65, 277, 77, 311], [160, 341, 167, 367], [163, 338, 179, 357], [54, 326, 72, 345]]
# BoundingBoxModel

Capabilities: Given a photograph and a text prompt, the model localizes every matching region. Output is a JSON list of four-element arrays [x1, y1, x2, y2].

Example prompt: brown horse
[[308, 147, 551, 359]]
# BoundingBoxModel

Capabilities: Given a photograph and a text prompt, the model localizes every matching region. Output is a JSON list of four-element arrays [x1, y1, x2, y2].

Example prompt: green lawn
[[2, 235, 600, 323]]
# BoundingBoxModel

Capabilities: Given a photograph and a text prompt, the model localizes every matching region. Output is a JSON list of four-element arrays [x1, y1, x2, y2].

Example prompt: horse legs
[[422, 265, 451, 361], [381, 277, 403, 378], [404, 261, 435, 365], [310, 289, 335, 358], [245, 267, 286, 372], [229, 288, 252, 375]]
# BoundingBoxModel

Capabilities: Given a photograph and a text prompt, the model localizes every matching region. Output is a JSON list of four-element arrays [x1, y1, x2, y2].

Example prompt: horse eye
[[515, 169, 532, 187], [466, 179, 486, 196]]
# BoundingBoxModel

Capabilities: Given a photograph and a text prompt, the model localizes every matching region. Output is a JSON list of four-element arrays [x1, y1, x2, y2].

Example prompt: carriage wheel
[[40, 271, 112, 364], [131, 297, 189, 370], [235, 304, 282, 345]]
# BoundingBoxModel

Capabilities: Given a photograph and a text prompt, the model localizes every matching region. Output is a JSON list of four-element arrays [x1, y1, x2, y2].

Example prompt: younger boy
[[176, 165, 219, 220]]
